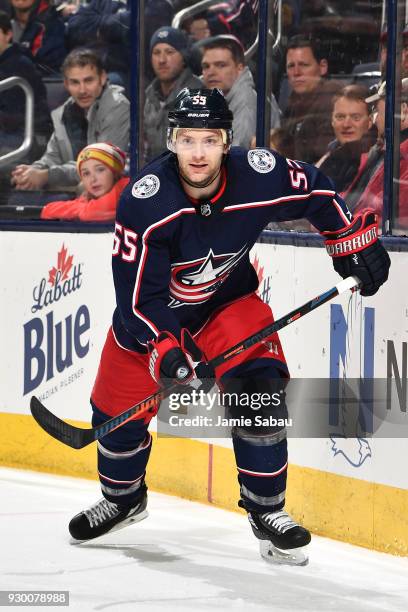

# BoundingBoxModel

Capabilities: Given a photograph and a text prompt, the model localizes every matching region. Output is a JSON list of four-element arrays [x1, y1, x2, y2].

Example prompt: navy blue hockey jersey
[[112, 147, 353, 352]]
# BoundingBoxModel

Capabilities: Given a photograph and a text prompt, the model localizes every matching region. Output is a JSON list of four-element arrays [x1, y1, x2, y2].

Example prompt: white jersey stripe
[[223, 190, 336, 212]]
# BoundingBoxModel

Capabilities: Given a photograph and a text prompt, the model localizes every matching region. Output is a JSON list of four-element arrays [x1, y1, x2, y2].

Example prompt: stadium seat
[[42, 77, 69, 112]]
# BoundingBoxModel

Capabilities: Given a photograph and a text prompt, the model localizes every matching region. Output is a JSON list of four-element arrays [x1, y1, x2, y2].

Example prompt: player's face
[[151, 44, 185, 83], [64, 65, 107, 110], [286, 47, 328, 94], [332, 98, 372, 144], [175, 129, 226, 188], [201, 48, 244, 94], [80, 159, 116, 198]]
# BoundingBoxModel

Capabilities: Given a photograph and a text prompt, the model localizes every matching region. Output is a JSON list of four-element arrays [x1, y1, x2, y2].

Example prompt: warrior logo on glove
[[323, 212, 390, 296]]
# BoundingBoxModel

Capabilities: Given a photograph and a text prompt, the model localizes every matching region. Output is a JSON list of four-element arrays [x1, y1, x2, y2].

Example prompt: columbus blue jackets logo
[[247, 149, 276, 174], [329, 435, 372, 467], [132, 174, 160, 199], [169, 246, 249, 308]]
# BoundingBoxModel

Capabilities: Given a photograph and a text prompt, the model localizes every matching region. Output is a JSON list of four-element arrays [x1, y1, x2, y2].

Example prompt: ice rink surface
[[1, 467, 407, 612]]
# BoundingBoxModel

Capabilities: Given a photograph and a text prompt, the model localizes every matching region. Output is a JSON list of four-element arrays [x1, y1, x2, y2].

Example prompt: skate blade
[[70, 509, 149, 545], [259, 539, 309, 566]]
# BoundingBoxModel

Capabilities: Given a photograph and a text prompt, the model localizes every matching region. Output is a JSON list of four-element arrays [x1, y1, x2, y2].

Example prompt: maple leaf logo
[[48, 243, 74, 286], [251, 254, 265, 286]]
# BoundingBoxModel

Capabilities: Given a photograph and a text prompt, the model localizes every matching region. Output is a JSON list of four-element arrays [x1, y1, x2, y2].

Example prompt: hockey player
[[69, 88, 390, 565]]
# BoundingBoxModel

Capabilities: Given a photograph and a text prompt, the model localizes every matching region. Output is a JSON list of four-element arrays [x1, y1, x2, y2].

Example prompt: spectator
[[380, 24, 408, 81], [201, 35, 280, 148], [41, 142, 129, 221], [0, 10, 52, 160], [315, 85, 376, 192], [351, 79, 408, 229], [182, 12, 211, 42], [10, 0, 66, 75], [343, 81, 386, 212], [10, 48, 130, 200], [143, 0, 175, 83], [144, 26, 201, 163], [65, 0, 131, 93], [277, 35, 343, 163]]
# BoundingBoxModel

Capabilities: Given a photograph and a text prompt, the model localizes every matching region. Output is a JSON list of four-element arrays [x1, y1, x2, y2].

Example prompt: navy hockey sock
[[92, 405, 152, 506], [232, 430, 287, 513]]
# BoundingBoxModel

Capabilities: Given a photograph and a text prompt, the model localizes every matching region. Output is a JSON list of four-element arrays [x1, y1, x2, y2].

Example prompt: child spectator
[[40, 142, 128, 221]]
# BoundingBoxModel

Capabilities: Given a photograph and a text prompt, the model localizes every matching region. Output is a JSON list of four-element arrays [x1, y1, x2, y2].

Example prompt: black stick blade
[[30, 397, 95, 449]]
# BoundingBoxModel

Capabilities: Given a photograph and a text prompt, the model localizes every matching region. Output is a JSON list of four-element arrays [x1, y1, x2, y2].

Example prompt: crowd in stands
[[0, 9, 52, 161], [0, 0, 405, 231], [344, 79, 408, 228]]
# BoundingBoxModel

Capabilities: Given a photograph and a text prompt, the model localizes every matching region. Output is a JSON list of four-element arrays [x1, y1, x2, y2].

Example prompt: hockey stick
[[30, 275, 359, 449]]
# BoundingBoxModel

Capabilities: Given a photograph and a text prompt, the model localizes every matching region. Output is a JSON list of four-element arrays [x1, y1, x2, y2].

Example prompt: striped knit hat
[[77, 142, 126, 176]]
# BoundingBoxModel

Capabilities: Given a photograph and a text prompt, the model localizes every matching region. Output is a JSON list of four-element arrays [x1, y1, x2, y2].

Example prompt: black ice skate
[[69, 488, 148, 542], [245, 507, 311, 566]]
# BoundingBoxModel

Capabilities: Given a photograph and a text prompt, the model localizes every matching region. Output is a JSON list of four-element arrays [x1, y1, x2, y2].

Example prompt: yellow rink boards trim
[[1, 412, 407, 556]]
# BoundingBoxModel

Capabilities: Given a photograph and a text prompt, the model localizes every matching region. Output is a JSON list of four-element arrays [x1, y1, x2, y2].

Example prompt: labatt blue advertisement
[[0, 231, 115, 418], [24, 243, 89, 396]]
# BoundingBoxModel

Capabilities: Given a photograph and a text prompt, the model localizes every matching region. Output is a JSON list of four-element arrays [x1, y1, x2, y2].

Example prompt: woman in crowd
[[41, 142, 128, 221]]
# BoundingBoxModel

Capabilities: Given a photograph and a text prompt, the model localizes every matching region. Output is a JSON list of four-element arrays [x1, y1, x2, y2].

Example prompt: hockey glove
[[323, 211, 390, 296], [148, 329, 215, 392]]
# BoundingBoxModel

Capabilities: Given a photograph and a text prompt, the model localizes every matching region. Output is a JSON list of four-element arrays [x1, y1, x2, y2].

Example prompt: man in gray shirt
[[201, 35, 281, 148], [11, 48, 130, 196], [144, 26, 201, 163]]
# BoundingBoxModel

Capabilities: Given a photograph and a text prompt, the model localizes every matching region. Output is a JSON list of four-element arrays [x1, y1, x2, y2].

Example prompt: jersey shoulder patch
[[131, 174, 160, 199], [247, 148, 276, 174]]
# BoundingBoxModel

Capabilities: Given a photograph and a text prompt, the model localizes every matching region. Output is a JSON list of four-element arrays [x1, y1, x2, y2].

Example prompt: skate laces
[[261, 510, 298, 533], [84, 499, 119, 528]]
